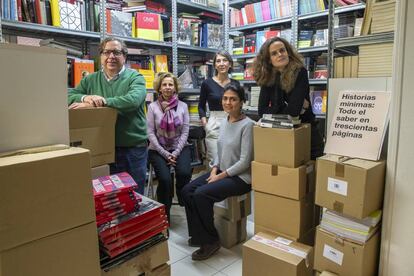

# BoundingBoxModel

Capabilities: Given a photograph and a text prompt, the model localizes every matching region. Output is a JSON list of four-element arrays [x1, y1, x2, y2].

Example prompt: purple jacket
[[147, 100, 190, 159]]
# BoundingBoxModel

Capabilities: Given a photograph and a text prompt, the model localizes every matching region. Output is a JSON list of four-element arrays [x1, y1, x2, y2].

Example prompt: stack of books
[[93, 172, 142, 226], [320, 208, 382, 243], [257, 114, 301, 129], [92, 173, 168, 259], [97, 196, 168, 258], [358, 43, 393, 77]]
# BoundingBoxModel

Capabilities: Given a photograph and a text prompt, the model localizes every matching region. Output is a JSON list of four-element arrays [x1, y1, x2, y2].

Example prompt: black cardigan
[[257, 67, 315, 123]]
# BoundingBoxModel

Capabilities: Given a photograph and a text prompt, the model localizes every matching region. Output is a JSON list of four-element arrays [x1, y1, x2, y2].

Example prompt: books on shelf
[[135, 12, 164, 41], [334, 55, 358, 78], [244, 58, 255, 80], [299, 0, 327, 15], [72, 58, 95, 87], [109, 10, 132, 37], [244, 33, 256, 54], [320, 208, 382, 244], [371, 0, 395, 34], [298, 30, 314, 48], [310, 89, 327, 115], [358, 43, 393, 77], [155, 55, 168, 73], [313, 29, 329, 47]]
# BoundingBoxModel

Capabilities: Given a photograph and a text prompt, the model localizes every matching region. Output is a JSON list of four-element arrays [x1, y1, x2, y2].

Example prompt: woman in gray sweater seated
[[181, 83, 254, 261]]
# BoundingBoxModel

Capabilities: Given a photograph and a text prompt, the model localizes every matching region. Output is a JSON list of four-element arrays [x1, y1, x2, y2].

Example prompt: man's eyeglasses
[[101, 50, 124, 57]]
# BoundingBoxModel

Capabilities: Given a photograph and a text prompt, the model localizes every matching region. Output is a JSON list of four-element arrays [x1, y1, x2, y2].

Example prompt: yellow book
[[155, 55, 168, 73], [138, 69, 155, 89], [132, 16, 136, 38], [50, 0, 61, 27], [136, 12, 161, 41]]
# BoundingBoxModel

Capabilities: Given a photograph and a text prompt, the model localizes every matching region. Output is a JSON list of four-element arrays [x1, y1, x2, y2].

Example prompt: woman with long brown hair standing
[[254, 37, 324, 159]]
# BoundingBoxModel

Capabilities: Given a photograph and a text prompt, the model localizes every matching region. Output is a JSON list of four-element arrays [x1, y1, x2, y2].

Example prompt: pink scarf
[[158, 94, 182, 147]]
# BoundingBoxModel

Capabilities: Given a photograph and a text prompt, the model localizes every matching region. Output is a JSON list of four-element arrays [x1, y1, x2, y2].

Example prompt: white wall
[[380, 1, 414, 275]]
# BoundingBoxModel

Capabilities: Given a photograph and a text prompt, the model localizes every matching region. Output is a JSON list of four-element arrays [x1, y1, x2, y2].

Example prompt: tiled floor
[[167, 205, 254, 276]]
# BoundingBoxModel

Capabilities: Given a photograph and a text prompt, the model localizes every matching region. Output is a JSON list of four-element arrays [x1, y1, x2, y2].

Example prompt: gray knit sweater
[[212, 116, 254, 184]]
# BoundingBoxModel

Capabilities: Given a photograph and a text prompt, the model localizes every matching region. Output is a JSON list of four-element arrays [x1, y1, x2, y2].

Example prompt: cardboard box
[[252, 161, 315, 200], [69, 107, 117, 167], [0, 222, 100, 276], [0, 44, 69, 153], [92, 164, 110, 179], [315, 155, 386, 219], [253, 125, 311, 168], [254, 225, 316, 247], [147, 263, 170, 276], [255, 191, 314, 238], [101, 240, 169, 276], [214, 193, 251, 222], [243, 232, 313, 276], [0, 145, 96, 251], [314, 227, 380, 276], [215, 216, 247, 249]]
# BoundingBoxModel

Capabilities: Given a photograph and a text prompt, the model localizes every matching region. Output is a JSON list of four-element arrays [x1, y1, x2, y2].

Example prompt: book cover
[[58, 0, 82, 30], [73, 58, 94, 87], [177, 18, 192, 45], [110, 10, 132, 37], [155, 55, 168, 73], [92, 172, 138, 199], [244, 33, 256, 54], [136, 12, 160, 41], [207, 24, 223, 49], [311, 90, 327, 115]]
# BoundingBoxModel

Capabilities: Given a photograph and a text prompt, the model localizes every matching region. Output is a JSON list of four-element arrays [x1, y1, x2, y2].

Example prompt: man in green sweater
[[68, 37, 148, 194]]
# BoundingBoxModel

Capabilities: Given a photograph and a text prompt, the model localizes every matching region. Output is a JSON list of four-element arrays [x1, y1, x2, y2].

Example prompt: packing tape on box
[[0, 144, 69, 158], [252, 235, 310, 267]]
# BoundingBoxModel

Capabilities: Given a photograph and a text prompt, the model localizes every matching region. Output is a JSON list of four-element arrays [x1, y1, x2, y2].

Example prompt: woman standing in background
[[254, 37, 324, 159], [198, 51, 240, 166]]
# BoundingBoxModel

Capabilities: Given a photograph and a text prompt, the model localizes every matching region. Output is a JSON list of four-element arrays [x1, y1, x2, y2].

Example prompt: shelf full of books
[[177, 0, 223, 15]]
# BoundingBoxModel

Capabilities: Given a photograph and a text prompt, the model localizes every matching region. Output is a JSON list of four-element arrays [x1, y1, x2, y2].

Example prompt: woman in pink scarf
[[147, 72, 191, 222]]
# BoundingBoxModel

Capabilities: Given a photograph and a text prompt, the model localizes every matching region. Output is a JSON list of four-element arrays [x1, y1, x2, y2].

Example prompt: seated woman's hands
[[167, 154, 177, 166], [207, 167, 228, 184]]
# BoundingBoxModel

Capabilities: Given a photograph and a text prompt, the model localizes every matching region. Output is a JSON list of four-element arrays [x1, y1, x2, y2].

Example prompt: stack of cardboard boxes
[[214, 193, 252, 248], [243, 124, 317, 276], [1, 44, 101, 275], [313, 154, 386, 276]]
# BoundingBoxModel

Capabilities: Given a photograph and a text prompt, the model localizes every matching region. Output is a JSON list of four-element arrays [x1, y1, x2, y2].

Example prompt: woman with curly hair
[[253, 37, 324, 159]]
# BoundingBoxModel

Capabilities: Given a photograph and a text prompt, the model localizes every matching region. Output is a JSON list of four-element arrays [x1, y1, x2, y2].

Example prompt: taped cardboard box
[[252, 161, 315, 200], [255, 191, 315, 239], [215, 216, 247, 249], [0, 222, 100, 276], [214, 193, 251, 222], [0, 145, 96, 251], [101, 240, 169, 276], [315, 154, 386, 219], [69, 107, 117, 167], [92, 164, 110, 179], [243, 232, 314, 276], [254, 225, 316, 247], [253, 124, 311, 168], [313, 227, 380, 276]]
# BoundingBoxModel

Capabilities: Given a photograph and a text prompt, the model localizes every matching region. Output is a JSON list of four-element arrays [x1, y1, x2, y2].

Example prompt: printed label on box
[[323, 244, 344, 265], [275, 237, 293, 245], [327, 177, 348, 196]]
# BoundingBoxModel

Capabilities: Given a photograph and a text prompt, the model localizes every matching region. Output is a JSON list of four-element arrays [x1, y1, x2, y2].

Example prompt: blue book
[[268, 0, 275, 19], [253, 2, 263, 22], [256, 30, 267, 53]]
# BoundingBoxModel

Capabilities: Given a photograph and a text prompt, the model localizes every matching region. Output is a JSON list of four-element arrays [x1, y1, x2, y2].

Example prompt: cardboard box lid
[[244, 232, 313, 267], [318, 154, 385, 170], [69, 107, 117, 129]]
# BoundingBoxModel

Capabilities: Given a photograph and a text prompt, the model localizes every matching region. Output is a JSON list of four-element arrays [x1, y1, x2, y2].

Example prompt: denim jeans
[[148, 146, 192, 220], [110, 145, 148, 195]]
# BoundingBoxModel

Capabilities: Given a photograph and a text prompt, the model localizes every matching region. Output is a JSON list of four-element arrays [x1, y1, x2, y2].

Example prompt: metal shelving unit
[[232, 53, 256, 59], [230, 17, 292, 32], [298, 45, 329, 53], [309, 79, 328, 85], [177, 0, 223, 15], [177, 44, 221, 53], [334, 32, 394, 48]]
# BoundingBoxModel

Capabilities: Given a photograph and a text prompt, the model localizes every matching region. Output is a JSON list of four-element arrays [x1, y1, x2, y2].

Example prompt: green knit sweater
[[68, 69, 147, 147]]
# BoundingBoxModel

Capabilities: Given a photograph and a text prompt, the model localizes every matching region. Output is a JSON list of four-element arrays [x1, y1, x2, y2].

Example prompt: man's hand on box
[[69, 102, 94, 109], [83, 95, 106, 107]]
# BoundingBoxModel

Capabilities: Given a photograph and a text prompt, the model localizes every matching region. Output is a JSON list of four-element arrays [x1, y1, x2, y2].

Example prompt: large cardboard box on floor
[[0, 222, 100, 276], [252, 161, 315, 200], [214, 193, 251, 222], [0, 145, 96, 251], [315, 154, 386, 219], [243, 232, 314, 276], [101, 240, 169, 276], [253, 124, 311, 168], [215, 216, 247, 249], [255, 191, 315, 238], [147, 263, 171, 276], [314, 227, 380, 276], [69, 107, 117, 167], [254, 225, 316, 247]]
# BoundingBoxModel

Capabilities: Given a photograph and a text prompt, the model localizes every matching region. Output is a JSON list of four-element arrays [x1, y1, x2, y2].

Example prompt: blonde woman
[[147, 72, 191, 222], [254, 37, 324, 159]]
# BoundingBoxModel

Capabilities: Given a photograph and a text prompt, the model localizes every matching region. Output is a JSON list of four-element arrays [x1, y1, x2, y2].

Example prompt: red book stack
[[92, 172, 168, 258]]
